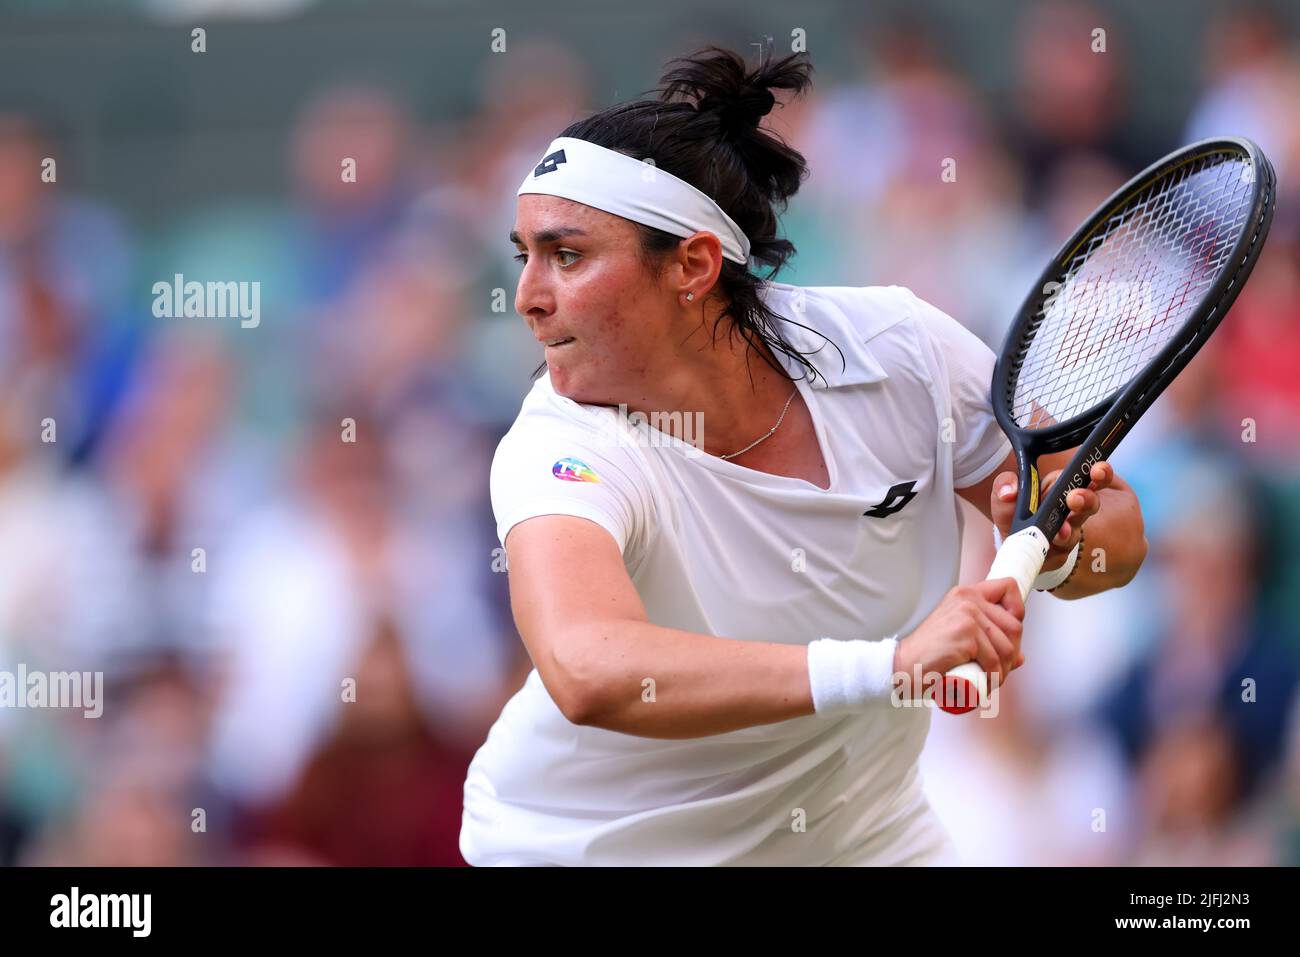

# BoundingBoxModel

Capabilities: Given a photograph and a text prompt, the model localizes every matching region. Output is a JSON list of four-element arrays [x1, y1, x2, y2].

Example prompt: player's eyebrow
[[509, 226, 589, 247]]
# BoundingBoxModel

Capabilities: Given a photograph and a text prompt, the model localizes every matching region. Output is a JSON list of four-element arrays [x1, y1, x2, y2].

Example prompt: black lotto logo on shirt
[[863, 481, 919, 519], [533, 149, 567, 178]]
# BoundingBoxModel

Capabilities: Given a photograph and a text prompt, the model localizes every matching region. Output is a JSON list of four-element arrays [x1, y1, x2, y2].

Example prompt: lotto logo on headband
[[533, 149, 567, 178], [517, 136, 751, 264], [553, 458, 600, 483]]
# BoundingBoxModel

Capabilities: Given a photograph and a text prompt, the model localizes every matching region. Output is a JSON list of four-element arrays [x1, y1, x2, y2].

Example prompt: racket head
[[992, 136, 1276, 530]]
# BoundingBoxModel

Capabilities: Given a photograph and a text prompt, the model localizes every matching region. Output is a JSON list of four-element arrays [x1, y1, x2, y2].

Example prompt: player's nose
[[515, 266, 556, 324]]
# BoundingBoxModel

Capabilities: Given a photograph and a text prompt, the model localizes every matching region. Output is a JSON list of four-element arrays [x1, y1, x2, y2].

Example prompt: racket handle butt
[[938, 661, 988, 715]]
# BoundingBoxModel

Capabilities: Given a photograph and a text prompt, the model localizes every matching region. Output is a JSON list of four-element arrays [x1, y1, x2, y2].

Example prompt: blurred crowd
[[1, 1, 1299, 866]]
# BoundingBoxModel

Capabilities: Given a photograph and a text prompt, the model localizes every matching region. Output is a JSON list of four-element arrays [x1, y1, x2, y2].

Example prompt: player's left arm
[[956, 448, 1148, 600]]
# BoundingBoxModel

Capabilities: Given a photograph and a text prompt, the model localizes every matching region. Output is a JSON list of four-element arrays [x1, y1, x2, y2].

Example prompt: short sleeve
[[903, 290, 1013, 489], [489, 412, 651, 558]]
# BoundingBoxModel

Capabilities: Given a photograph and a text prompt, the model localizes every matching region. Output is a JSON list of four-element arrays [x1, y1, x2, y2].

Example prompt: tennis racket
[[939, 136, 1276, 715]]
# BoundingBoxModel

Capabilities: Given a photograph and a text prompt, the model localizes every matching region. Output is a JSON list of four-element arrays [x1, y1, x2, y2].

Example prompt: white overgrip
[[940, 526, 1050, 714], [986, 526, 1051, 601]]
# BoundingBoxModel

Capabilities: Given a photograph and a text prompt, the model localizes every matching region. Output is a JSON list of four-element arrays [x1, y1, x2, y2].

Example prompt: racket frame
[[938, 137, 1275, 715], [992, 136, 1276, 544]]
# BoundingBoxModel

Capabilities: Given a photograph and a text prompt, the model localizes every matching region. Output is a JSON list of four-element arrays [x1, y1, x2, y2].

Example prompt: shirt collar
[[760, 282, 893, 388]]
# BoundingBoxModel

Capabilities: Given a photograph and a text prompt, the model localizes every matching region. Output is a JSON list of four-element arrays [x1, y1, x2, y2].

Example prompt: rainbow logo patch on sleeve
[[552, 457, 600, 483]]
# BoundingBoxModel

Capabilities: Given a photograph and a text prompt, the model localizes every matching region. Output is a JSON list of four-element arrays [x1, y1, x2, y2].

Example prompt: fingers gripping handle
[[939, 526, 1049, 715]]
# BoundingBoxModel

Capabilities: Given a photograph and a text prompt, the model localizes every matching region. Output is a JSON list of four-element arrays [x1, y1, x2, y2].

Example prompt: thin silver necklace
[[719, 386, 799, 461]]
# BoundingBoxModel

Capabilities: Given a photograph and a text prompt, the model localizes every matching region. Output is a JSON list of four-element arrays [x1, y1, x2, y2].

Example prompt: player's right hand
[[890, 578, 1025, 702]]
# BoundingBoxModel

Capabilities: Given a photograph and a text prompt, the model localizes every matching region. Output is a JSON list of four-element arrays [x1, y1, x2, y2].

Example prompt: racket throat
[[1007, 450, 1042, 528]]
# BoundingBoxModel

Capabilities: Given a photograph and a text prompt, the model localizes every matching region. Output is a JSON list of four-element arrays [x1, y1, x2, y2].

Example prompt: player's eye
[[513, 249, 581, 268]]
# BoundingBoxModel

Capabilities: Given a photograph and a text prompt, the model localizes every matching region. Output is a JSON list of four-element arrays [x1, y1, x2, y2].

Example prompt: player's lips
[[541, 336, 575, 348]]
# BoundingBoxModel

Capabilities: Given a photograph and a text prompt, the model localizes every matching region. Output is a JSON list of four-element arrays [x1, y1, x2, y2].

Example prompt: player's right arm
[[503, 513, 1025, 737], [505, 513, 811, 737]]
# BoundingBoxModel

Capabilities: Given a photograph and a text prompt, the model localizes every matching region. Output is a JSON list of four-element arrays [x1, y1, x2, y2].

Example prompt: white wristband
[[992, 524, 1080, 591], [807, 636, 900, 715]]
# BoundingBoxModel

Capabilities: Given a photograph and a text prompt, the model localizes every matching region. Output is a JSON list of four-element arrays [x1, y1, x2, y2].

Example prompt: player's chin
[[546, 358, 591, 401]]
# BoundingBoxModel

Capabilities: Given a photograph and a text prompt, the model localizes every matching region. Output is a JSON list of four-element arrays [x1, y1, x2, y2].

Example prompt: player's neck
[[630, 325, 797, 456]]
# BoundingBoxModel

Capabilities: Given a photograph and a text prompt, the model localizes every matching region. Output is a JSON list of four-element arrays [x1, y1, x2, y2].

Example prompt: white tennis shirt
[[460, 282, 1013, 865]]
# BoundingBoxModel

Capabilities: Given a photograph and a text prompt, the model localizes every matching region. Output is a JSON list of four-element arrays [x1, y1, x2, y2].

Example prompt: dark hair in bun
[[549, 41, 844, 385]]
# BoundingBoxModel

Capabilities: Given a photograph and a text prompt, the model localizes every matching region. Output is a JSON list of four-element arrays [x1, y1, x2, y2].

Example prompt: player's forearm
[[1046, 473, 1147, 600], [548, 620, 817, 738]]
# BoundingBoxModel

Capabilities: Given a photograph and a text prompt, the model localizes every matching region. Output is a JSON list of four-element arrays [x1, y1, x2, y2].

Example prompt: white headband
[[517, 136, 751, 265]]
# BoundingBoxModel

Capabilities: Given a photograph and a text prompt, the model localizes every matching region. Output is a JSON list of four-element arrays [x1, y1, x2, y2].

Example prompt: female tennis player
[[460, 46, 1148, 866]]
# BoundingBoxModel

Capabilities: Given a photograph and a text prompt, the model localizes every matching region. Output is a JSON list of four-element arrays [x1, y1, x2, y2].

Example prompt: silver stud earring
[[685, 292, 695, 302]]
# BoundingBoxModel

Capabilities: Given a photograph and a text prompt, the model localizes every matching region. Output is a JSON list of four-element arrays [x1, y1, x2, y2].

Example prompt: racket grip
[[937, 527, 1049, 715], [986, 526, 1051, 601]]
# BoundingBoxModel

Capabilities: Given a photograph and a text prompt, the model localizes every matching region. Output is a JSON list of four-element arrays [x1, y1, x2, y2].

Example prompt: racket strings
[[1011, 151, 1256, 429], [1018, 163, 1241, 421]]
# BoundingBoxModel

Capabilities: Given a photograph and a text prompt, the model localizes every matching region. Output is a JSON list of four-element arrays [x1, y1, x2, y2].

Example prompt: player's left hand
[[990, 461, 1114, 572]]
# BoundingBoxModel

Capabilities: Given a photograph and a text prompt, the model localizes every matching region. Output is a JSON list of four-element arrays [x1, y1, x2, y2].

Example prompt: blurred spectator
[[1127, 715, 1280, 865], [289, 86, 422, 307], [1207, 238, 1300, 462], [1098, 456, 1299, 863], [0, 110, 137, 461], [1009, 1, 1150, 210], [1186, 3, 1300, 225], [922, 679, 1132, 866], [204, 411, 514, 824], [18, 659, 227, 866], [796, 17, 1034, 343], [422, 39, 597, 421], [238, 618, 473, 866]]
